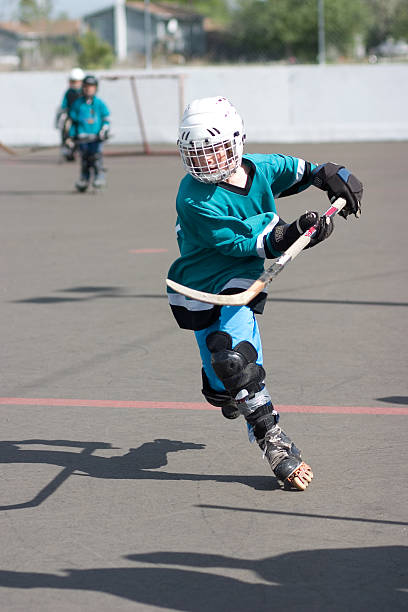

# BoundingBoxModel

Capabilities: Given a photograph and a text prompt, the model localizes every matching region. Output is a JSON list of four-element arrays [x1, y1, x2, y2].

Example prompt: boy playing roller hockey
[[69, 75, 110, 191], [167, 97, 363, 490]]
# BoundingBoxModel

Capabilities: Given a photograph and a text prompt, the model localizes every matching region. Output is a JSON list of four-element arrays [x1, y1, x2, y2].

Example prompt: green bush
[[78, 31, 115, 69]]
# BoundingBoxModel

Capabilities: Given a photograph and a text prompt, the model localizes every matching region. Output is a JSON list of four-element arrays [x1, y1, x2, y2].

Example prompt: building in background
[[0, 19, 83, 69], [83, 1, 206, 64]]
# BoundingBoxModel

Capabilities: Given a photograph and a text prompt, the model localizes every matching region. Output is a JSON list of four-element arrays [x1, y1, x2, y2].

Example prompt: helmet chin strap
[[224, 163, 246, 185]]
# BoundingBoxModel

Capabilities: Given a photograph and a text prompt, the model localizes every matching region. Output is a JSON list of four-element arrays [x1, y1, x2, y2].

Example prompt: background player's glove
[[312, 162, 363, 219], [98, 125, 109, 141], [264, 211, 333, 258], [64, 138, 75, 151]]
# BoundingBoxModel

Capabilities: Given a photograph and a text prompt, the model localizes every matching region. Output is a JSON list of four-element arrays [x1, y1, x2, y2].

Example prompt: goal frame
[[100, 72, 185, 155]]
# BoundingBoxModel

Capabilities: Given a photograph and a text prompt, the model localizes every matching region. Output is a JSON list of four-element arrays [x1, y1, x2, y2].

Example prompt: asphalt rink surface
[[0, 141, 407, 611]]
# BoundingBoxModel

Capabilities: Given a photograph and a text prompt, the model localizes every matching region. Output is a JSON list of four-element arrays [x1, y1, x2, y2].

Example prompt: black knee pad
[[206, 331, 265, 398], [246, 403, 279, 440]]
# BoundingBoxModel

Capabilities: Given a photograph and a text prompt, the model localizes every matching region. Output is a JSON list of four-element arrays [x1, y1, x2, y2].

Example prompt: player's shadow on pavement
[[11, 284, 408, 308], [377, 395, 408, 405], [0, 438, 278, 510], [0, 546, 405, 611], [0, 190, 78, 196], [12, 286, 124, 304]]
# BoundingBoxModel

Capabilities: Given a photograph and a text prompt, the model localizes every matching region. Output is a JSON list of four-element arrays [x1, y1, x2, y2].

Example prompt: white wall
[[1, 64, 407, 146]]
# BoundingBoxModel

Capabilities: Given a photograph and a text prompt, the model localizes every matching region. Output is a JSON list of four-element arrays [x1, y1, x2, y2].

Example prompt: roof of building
[[84, 1, 202, 21], [0, 19, 81, 38], [128, 1, 201, 19]]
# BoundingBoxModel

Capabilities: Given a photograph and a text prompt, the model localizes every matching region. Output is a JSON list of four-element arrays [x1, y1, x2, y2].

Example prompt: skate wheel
[[286, 461, 313, 491]]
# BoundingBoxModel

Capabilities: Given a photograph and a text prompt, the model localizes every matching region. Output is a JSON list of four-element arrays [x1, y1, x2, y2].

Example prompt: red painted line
[[0, 398, 212, 410], [128, 248, 168, 254], [0, 398, 407, 415]]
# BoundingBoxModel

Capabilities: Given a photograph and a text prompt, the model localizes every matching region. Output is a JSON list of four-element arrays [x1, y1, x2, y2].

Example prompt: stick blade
[[166, 278, 263, 306]]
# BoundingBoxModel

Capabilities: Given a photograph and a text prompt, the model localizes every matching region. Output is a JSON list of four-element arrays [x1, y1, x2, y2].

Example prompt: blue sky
[[0, 1, 237, 21], [53, 0, 113, 18], [0, 0, 113, 20]]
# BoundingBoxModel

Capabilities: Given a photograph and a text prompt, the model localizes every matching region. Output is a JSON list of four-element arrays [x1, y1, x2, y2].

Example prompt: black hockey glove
[[312, 162, 363, 219], [264, 211, 334, 258], [305, 213, 334, 249]]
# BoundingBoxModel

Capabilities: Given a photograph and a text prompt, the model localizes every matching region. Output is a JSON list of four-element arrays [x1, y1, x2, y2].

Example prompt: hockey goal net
[[99, 72, 185, 155]]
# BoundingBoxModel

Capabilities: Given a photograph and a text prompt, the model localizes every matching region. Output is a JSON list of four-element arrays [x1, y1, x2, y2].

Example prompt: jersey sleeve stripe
[[256, 214, 279, 258], [276, 160, 313, 198]]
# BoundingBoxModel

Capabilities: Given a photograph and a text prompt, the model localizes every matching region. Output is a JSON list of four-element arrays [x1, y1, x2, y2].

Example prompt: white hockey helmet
[[178, 96, 245, 183], [69, 67, 84, 81]]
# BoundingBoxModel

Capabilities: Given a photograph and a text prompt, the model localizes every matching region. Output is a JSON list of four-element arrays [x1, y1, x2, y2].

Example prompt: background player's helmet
[[69, 67, 84, 81], [83, 75, 98, 88], [178, 96, 245, 183]]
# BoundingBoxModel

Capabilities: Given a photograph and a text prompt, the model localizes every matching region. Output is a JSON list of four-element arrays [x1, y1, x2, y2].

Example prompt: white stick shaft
[[166, 198, 347, 305], [262, 198, 347, 281]]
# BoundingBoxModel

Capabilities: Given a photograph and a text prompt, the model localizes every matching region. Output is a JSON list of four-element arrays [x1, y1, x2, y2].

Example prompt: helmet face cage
[[177, 97, 244, 184], [179, 136, 242, 184]]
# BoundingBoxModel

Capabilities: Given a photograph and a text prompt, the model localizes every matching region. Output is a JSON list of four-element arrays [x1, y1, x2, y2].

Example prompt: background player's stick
[[0, 140, 17, 155], [166, 197, 346, 306]]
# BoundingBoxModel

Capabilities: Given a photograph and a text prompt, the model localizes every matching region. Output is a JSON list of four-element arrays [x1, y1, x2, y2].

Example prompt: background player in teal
[[55, 67, 84, 161], [69, 75, 110, 191], [167, 96, 363, 490]]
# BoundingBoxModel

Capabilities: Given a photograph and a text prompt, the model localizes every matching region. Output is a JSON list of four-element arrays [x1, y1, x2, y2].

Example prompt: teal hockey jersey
[[69, 95, 110, 138], [168, 153, 317, 330]]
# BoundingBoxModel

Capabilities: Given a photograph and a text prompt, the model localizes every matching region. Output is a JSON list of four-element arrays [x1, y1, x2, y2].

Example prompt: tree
[[226, 0, 370, 63], [392, 1, 408, 40], [362, 0, 399, 48], [78, 31, 115, 69], [324, 0, 371, 58], [18, 0, 53, 23]]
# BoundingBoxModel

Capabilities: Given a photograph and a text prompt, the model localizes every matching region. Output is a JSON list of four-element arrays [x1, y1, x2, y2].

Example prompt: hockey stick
[[0, 140, 17, 156], [166, 198, 346, 306]]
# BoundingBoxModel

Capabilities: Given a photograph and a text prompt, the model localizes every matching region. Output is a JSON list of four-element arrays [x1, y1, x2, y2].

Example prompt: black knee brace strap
[[206, 331, 265, 398], [201, 369, 240, 419], [201, 368, 233, 407], [246, 403, 279, 440]]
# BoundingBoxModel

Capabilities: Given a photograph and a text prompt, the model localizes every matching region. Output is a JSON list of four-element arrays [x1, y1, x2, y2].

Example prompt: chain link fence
[[204, 0, 408, 65]]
